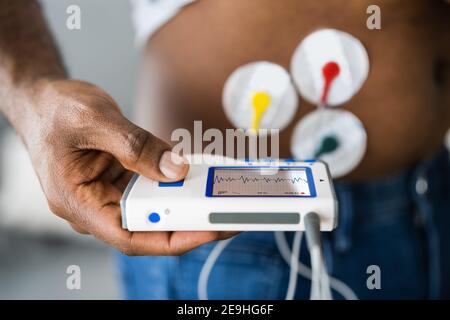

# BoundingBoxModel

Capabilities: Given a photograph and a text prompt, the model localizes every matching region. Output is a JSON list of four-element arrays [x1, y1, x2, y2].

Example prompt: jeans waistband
[[332, 147, 450, 252]]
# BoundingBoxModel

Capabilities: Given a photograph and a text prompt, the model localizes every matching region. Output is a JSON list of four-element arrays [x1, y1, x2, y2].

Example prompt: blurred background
[[0, 0, 139, 299], [1, 0, 450, 301]]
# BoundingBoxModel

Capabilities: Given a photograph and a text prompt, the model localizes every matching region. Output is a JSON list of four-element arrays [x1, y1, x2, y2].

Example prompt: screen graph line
[[214, 175, 308, 185], [211, 168, 311, 197]]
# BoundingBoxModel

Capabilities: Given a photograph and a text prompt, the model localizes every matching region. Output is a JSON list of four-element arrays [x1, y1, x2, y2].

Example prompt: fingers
[[77, 201, 226, 256], [99, 158, 125, 182], [216, 231, 240, 240], [67, 203, 237, 248], [154, 231, 221, 256], [112, 170, 135, 192], [59, 182, 236, 255], [84, 114, 189, 182], [70, 222, 90, 235], [127, 231, 224, 256], [126, 231, 238, 256]]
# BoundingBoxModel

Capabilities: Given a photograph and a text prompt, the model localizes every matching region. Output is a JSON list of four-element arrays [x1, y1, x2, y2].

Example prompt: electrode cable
[[198, 213, 357, 300]]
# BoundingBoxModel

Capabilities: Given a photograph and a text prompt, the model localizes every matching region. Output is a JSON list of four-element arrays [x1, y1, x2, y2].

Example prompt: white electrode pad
[[290, 29, 370, 106], [222, 61, 299, 133], [121, 158, 337, 232], [290, 109, 367, 178]]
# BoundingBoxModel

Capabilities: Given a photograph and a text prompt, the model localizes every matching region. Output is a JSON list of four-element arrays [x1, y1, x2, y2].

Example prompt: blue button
[[148, 212, 160, 223], [158, 180, 184, 187]]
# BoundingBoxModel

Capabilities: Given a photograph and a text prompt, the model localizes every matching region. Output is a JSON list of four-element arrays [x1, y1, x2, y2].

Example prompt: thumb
[[87, 114, 189, 182]]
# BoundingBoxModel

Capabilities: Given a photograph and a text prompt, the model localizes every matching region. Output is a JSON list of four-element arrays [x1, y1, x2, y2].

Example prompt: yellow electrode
[[251, 91, 271, 133]]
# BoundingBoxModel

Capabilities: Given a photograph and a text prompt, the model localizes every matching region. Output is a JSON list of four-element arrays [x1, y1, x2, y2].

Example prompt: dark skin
[[0, 0, 234, 256], [137, 0, 450, 180], [0, 0, 448, 255]]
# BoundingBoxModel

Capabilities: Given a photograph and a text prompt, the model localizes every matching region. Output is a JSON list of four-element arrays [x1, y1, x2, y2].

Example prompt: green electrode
[[314, 135, 340, 158]]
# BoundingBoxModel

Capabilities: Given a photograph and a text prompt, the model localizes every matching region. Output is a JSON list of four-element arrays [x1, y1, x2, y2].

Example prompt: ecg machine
[[121, 160, 337, 231]]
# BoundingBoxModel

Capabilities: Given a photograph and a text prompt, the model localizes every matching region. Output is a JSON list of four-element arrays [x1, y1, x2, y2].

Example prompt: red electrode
[[320, 61, 340, 105]]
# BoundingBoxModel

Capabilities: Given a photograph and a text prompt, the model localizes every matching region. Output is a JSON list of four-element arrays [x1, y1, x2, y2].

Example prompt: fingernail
[[159, 151, 187, 179]]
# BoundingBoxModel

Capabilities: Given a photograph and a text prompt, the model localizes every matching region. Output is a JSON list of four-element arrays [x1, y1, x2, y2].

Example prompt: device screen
[[206, 167, 316, 197]]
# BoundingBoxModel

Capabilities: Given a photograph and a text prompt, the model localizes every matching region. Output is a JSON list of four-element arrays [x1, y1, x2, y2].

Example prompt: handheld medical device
[[121, 160, 337, 232]]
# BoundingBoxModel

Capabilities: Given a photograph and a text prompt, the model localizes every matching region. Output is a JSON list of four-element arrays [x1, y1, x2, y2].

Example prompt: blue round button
[[148, 212, 160, 223]]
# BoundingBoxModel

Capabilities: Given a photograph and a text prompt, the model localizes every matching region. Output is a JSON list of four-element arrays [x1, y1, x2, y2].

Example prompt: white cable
[[310, 246, 322, 299], [275, 231, 313, 277], [197, 230, 356, 300], [274, 231, 358, 300], [285, 231, 303, 300], [320, 256, 332, 300], [310, 245, 333, 300], [197, 237, 234, 300]]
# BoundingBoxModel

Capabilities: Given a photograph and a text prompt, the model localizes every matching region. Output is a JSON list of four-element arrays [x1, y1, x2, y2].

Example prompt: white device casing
[[121, 160, 337, 232]]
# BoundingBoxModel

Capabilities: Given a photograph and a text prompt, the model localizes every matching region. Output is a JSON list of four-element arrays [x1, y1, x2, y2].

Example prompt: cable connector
[[304, 212, 332, 300], [304, 212, 322, 250]]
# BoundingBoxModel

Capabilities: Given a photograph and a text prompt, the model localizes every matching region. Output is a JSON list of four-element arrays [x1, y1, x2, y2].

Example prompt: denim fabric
[[116, 148, 450, 300]]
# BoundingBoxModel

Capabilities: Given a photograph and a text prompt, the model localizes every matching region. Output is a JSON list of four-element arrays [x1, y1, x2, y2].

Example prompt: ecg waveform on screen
[[211, 169, 311, 196], [213, 176, 308, 185]]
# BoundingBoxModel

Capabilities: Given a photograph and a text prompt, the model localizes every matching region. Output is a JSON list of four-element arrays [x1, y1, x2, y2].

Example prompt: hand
[[21, 79, 235, 255]]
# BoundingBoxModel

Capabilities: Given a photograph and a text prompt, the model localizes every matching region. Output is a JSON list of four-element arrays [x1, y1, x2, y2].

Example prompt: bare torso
[[135, 0, 450, 180]]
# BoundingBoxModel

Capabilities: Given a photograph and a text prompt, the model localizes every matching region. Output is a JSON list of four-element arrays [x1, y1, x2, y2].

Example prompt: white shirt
[[129, 0, 195, 47]]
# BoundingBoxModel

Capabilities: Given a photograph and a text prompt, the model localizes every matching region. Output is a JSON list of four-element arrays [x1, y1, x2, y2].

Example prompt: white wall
[[0, 0, 140, 235], [41, 0, 139, 116]]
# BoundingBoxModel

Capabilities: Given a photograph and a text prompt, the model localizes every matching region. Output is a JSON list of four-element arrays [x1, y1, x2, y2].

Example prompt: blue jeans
[[116, 148, 450, 299]]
